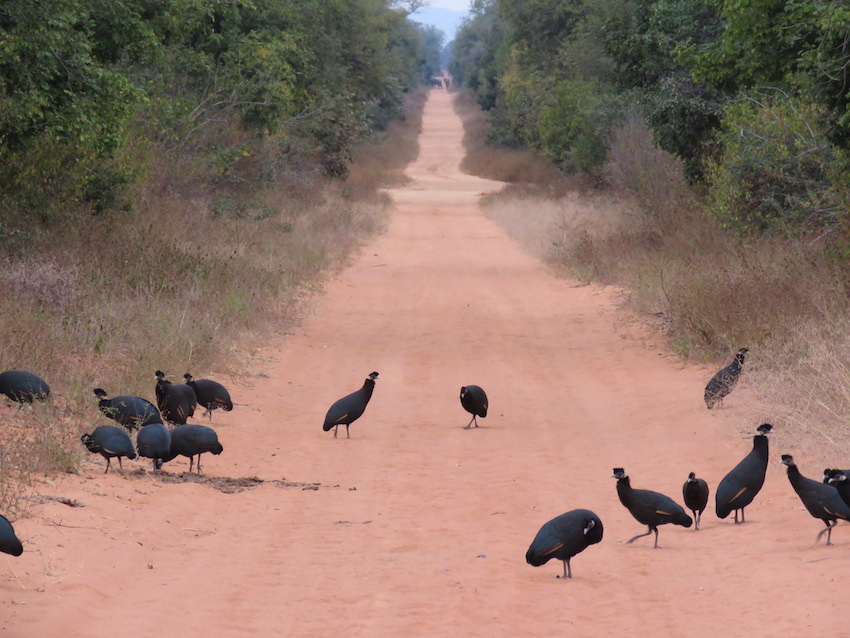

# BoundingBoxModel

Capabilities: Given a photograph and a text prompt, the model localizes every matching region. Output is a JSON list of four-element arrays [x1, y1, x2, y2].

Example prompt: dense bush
[[0, 0, 441, 220], [450, 0, 850, 237], [707, 96, 845, 234]]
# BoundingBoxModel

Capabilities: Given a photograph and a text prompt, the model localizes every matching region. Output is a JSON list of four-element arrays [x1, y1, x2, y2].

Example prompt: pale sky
[[428, 0, 470, 10]]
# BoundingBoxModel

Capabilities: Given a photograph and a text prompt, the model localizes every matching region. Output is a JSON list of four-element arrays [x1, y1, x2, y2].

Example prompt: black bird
[[93, 388, 161, 431], [155, 371, 197, 425], [782, 454, 850, 545], [0, 515, 23, 557], [183, 373, 232, 422], [81, 425, 137, 473], [682, 472, 710, 530], [163, 424, 223, 474], [323, 372, 379, 439], [460, 385, 488, 429], [0, 370, 50, 407], [715, 423, 773, 523], [612, 468, 692, 548], [525, 509, 604, 579], [704, 347, 748, 409], [826, 470, 850, 508], [822, 468, 850, 484], [136, 422, 171, 472]]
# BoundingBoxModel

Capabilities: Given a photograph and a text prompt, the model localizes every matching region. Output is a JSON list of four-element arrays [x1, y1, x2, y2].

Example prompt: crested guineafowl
[[323, 372, 379, 439], [81, 425, 137, 473], [612, 468, 692, 548], [93, 388, 160, 431], [183, 373, 232, 423], [826, 470, 850, 508], [164, 424, 223, 474], [704, 348, 748, 409], [0, 515, 23, 557], [460, 385, 488, 429], [0, 370, 50, 407], [715, 423, 773, 523], [136, 422, 171, 472], [783, 455, 850, 545], [526, 509, 603, 579], [822, 468, 850, 484], [682, 472, 710, 530], [154, 371, 196, 425]]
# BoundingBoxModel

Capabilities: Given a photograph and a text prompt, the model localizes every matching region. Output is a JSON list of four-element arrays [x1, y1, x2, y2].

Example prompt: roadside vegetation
[[450, 1, 850, 458], [0, 0, 439, 514]]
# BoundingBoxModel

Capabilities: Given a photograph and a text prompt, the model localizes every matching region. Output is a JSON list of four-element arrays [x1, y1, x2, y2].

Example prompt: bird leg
[[333, 425, 339, 439], [346, 424, 351, 439], [733, 508, 746, 524], [626, 527, 654, 545], [117, 457, 124, 473], [816, 521, 836, 545], [555, 559, 572, 579], [464, 415, 474, 429], [196, 455, 203, 474], [104, 458, 111, 474]]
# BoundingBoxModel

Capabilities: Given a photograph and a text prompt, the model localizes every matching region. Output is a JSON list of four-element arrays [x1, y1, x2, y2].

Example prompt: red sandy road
[[1, 87, 847, 637]]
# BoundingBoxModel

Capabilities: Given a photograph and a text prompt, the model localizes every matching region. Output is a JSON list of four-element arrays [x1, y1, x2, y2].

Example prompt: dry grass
[[0, 91, 426, 515], [467, 108, 850, 465]]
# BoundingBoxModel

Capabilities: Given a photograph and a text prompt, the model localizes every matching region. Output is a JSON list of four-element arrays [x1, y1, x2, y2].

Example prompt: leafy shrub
[[707, 95, 845, 234], [537, 79, 608, 174]]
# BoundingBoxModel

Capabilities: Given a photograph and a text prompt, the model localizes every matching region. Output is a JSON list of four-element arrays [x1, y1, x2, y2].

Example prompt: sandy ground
[[2, 87, 848, 637]]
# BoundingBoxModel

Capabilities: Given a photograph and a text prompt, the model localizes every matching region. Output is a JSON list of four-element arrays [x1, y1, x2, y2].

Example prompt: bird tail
[[211, 443, 224, 455], [323, 423, 335, 432], [127, 450, 138, 460], [525, 528, 560, 567], [704, 393, 716, 409], [525, 546, 548, 567]]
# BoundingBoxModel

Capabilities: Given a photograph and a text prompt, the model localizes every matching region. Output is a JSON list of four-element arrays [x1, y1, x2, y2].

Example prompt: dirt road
[[2, 87, 846, 637]]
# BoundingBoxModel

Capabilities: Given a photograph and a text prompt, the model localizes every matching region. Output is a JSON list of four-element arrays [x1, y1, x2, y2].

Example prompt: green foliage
[[0, 0, 436, 219], [537, 80, 608, 173], [449, 1, 506, 110], [707, 95, 844, 234]]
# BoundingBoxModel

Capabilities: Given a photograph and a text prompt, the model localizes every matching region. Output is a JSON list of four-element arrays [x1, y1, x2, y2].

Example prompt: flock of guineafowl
[[1, 345, 849, 582]]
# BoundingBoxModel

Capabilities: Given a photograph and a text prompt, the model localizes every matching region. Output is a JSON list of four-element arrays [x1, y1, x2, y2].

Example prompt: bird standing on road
[[526, 509, 603, 579], [164, 424, 223, 474], [81, 425, 137, 473], [460, 385, 488, 429], [704, 347, 748, 409], [612, 468, 692, 548], [136, 422, 171, 472], [183, 373, 232, 422], [715, 423, 773, 524], [323, 372, 379, 439], [783, 455, 850, 545], [155, 371, 197, 425], [682, 472, 710, 530]]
